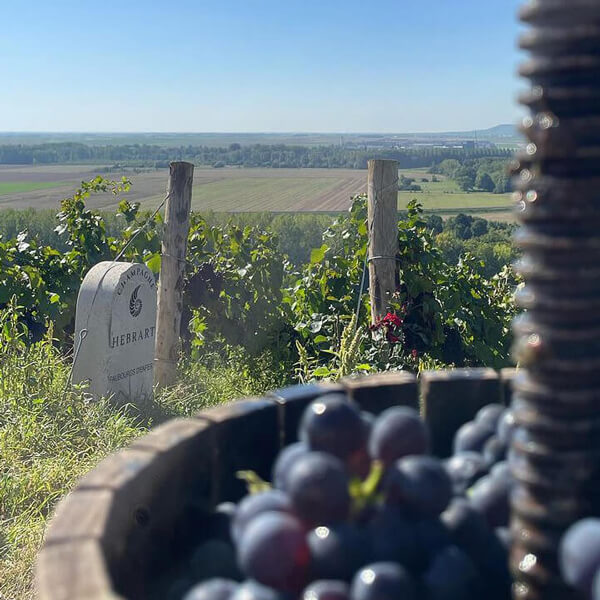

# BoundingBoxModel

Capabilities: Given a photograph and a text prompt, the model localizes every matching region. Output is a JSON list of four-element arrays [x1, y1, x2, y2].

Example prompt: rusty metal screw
[[511, 1, 600, 598]]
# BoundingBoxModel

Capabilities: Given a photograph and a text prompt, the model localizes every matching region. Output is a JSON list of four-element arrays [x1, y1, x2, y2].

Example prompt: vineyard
[[0, 172, 519, 598]]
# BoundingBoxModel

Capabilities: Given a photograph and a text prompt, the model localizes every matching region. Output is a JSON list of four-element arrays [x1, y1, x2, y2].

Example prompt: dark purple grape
[[167, 577, 193, 600], [384, 456, 452, 517], [423, 545, 481, 600], [475, 404, 506, 433], [183, 578, 238, 600], [216, 501, 237, 518], [361, 411, 376, 431], [308, 523, 370, 582], [490, 460, 510, 482], [272, 442, 309, 491], [413, 518, 452, 573], [231, 489, 293, 543], [189, 539, 242, 581], [202, 503, 236, 543], [367, 505, 418, 568], [237, 512, 310, 592], [482, 436, 506, 468], [441, 498, 492, 560], [441, 499, 509, 590], [287, 452, 350, 526], [299, 394, 366, 461], [347, 412, 375, 479], [469, 472, 512, 528], [231, 580, 292, 600], [453, 421, 494, 454], [495, 527, 511, 552], [350, 562, 416, 600], [496, 410, 517, 445], [302, 580, 350, 600], [368, 406, 429, 466], [559, 518, 600, 597], [407, 518, 452, 573], [346, 445, 371, 480], [444, 452, 487, 496]]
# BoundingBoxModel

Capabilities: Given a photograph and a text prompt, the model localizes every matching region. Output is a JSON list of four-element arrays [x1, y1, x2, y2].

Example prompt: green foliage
[[186, 216, 290, 356], [475, 171, 495, 192], [0, 179, 518, 376], [398, 175, 422, 192], [431, 159, 461, 177], [287, 196, 517, 377], [295, 314, 369, 382], [430, 156, 512, 196], [0, 176, 166, 339], [436, 218, 519, 279], [454, 165, 477, 191]]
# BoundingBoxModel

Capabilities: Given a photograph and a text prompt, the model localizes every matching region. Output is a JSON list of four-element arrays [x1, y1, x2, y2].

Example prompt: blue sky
[[1, 0, 524, 132]]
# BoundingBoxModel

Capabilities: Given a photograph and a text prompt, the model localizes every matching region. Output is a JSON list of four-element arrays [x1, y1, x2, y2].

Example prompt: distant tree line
[[429, 157, 512, 194], [0, 203, 517, 280], [424, 213, 518, 278], [0, 142, 513, 169]]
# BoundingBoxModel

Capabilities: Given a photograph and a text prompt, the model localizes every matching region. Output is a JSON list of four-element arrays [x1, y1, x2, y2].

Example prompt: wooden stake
[[154, 161, 194, 389], [367, 159, 399, 324]]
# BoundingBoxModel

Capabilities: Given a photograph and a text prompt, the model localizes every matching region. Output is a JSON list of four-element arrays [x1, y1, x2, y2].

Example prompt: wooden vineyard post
[[367, 159, 399, 325], [155, 161, 194, 390]]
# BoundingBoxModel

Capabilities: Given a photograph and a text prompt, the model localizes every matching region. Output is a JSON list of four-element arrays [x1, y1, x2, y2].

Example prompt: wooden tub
[[35, 368, 515, 600]]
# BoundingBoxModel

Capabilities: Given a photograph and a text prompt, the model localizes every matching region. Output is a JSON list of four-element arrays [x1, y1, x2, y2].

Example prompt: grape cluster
[[180, 393, 515, 600], [559, 519, 600, 599]]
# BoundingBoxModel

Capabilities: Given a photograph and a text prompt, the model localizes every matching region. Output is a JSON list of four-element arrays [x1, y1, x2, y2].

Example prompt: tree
[[438, 159, 461, 177], [425, 214, 444, 235], [454, 166, 476, 191], [476, 172, 495, 192], [492, 172, 511, 194], [399, 175, 421, 192], [447, 213, 473, 240], [471, 218, 488, 237]]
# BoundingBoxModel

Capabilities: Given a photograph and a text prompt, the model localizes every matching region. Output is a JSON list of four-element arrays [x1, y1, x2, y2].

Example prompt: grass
[[0, 182, 67, 195], [397, 176, 512, 215], [0, 322, 287, 600]]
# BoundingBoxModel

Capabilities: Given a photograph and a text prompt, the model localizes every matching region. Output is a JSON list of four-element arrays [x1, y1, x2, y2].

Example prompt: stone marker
[[73, 261, 157, 402]]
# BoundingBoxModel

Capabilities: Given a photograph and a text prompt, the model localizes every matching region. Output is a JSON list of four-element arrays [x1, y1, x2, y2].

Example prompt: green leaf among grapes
[[236, 470, 272, 494]]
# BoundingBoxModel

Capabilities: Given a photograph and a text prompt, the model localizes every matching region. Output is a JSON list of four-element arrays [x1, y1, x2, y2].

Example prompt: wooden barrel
[[35, 368, 515, 600]]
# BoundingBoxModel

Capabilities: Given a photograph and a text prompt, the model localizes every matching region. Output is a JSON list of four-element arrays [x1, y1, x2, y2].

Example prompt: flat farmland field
[[0, 181, 67, 195], [0, 164, 514, 219], [0, 165, 367, 212]]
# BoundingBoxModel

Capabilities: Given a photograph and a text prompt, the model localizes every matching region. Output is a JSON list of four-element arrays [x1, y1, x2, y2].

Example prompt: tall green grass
[[0, 313, 287, 600]]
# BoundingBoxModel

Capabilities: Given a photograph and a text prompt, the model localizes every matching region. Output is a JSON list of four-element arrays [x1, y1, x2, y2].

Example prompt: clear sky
[[1, 0, 525, 133]]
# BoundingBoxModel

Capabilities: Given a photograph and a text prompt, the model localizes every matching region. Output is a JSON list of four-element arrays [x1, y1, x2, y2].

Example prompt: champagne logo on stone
[[129, 284, 143, 318]]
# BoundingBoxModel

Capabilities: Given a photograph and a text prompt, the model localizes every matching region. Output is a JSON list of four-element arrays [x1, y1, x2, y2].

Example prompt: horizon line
[[0, 125, 516, 136]]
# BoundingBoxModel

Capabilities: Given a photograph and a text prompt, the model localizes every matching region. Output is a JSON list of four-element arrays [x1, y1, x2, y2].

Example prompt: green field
[[0, 181, 67, 195], [398, 176, 512, 215]]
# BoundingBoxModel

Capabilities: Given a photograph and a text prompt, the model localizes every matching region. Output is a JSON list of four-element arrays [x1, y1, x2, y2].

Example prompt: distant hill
[[402, 124, 519, 141], [444, 124, 518, 139], [479, 124, 519, 138]]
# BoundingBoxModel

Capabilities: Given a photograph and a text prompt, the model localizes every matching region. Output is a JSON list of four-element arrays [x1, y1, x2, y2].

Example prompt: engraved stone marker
[[73, 261, 157, 402]]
